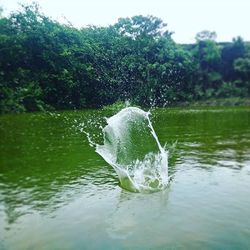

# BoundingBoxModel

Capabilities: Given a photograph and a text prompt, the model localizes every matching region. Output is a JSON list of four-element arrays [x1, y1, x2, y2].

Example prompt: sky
[[1, 0, 249, 43]]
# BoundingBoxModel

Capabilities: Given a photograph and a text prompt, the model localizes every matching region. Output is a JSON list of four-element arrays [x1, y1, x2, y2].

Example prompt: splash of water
[[96, 107, 169, 193]]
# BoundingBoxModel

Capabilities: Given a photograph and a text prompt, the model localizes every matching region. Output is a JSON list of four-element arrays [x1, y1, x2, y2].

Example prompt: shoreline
[[172, 97, 250, 108], [1, 97, 250, 115]]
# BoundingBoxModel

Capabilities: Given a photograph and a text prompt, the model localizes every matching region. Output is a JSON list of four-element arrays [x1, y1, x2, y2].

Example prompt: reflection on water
[[106, 188, 170, 240], [0, 107, 250, 249], [0, 111, 116, 224]]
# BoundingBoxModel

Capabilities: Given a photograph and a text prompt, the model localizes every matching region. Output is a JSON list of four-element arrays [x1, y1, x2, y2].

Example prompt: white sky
[[1, 0, 249, 43]]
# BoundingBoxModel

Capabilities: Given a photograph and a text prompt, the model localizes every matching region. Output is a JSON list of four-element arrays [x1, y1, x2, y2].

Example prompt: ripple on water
[[0, 107, 250, 249]]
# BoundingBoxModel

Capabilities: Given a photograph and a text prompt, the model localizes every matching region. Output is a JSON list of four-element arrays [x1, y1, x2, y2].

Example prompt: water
[[95, 107, 169, 193], [0, 107, 250, 249]]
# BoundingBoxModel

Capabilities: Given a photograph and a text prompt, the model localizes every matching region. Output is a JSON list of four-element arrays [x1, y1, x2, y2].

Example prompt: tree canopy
[[0, 3, 250, 113]]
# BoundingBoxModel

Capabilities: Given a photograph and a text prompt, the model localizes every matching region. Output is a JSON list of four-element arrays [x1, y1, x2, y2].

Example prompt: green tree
[[195, 30, 217, 42], [234, 56, 250, 94], [221, 37, 246, 81], [192, 31, 222, 94], [0, 4, 249, 113]]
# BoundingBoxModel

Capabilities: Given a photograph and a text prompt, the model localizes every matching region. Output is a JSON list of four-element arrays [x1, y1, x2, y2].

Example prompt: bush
[[216, 82, 247, 98]]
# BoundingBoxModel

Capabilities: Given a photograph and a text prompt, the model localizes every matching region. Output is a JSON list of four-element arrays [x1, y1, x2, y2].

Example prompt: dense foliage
[[0, 4, 250, 113]]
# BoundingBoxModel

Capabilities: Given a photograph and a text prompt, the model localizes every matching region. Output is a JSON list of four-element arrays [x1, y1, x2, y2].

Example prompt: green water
[[0, 107, 250, 249]]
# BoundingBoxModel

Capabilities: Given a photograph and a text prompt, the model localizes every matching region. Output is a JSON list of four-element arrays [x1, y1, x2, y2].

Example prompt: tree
[[0, 4, 249, 113], [195, 30, 217, 42], [0, 6, 3, 18], [234, 56, 250, 94], [192, 31, 222, 91], [221, 36, 246, 81], [114, 15, 172, 39]]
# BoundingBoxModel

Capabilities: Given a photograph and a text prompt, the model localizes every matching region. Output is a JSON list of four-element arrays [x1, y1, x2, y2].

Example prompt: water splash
[[95, 107, 169, 193]]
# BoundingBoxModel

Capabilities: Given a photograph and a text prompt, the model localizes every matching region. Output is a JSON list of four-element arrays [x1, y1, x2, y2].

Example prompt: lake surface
[[0, 107, 250, 249]]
